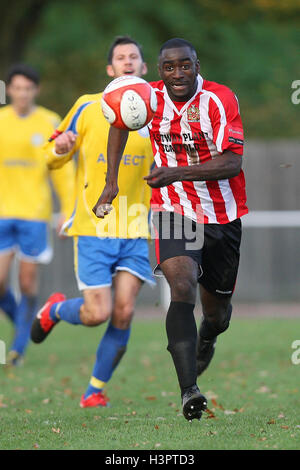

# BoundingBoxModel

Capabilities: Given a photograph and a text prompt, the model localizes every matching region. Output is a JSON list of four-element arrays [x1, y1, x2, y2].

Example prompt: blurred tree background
[[0, 0, 299, 137]]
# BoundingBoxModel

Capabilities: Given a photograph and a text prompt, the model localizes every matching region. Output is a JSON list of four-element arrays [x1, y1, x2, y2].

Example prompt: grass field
[[0, 314, 299, 450]]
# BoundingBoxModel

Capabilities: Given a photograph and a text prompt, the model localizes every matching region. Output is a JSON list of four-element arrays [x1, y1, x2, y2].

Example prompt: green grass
[[0, 315, 299, 450]]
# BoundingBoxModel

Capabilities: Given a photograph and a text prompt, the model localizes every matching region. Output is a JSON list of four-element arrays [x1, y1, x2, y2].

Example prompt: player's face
[[7, 74, 39, 112], [158, 46, 200, 102], [106, 43, 147, 79]]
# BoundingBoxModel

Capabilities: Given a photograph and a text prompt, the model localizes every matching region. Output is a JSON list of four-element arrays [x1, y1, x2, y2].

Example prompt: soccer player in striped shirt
[[93, 38, 248, 421]]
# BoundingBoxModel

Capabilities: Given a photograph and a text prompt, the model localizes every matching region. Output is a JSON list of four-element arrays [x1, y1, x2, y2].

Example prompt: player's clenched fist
[[92, 182, 118, 219], [55, 131, 77, 154]]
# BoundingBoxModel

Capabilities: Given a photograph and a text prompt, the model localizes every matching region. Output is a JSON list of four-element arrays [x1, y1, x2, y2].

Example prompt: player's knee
[[19, 275, 37, 296], [112, 303, 134, 329], [170, 277, 197, 303], [83, 303, 111, 326], [203, 304, 232, 335]]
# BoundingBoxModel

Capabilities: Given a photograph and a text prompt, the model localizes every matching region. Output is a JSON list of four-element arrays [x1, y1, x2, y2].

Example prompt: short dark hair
[[6, 64, 40, 85], [159, 38, 197, 57], [107, 36, 144, 64]]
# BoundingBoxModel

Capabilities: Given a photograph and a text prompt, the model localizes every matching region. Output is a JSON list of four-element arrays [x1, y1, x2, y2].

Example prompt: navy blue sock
[[50, 298, 84, 325], [84, 322, 131, 398], [0, 289, 17, 323], [11, 294, 38, 355]]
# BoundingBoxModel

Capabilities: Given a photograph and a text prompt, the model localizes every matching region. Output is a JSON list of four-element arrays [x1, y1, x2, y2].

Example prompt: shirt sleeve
[[208, 88, 244, 155], [44, 96, 89, 169]]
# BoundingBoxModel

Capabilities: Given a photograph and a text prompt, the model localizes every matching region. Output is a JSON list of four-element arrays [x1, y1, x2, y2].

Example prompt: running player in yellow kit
[[31, 37, 154, 407], [0, 64, 74, 365]]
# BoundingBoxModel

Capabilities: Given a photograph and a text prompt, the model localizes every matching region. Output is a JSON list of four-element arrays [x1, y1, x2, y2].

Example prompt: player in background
[[93, 38, 248, 421], [31, 37, 154, 408], [0, 64, 75, 366]]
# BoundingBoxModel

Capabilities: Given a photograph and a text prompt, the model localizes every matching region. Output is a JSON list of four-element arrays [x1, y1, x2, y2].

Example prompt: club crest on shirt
[[187, 105, 200, 122], [31, 133, 44, 146]]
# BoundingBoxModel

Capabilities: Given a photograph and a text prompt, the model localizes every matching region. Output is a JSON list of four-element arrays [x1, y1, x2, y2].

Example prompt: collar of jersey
[[162, 74, 203, 117]]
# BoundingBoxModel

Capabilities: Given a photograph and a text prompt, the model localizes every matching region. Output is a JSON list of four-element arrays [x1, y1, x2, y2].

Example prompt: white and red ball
[[101, 76, 157, 130]]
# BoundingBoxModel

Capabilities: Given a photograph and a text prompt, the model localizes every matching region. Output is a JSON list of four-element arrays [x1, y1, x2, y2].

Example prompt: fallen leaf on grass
[[147, 376, 156, 382], [224, 410, 236, 415], [281, 426, 289, 430], [211, 398, 224, 410], [33, 443, 39, 449], [168, 402, 176, 408], [122, 398, 133, 404], [267, 419, 276, 424], [154, 425, 159, 430], [234, 407, 245, 413], [255, 386, 271, 394], [205, 408, 216, 419], [60, 377, 71, 386], [25, 409, 33, 414], [52, 428, 60, 434], [82, 423, 87, 428], [146, 396, 157, 401]]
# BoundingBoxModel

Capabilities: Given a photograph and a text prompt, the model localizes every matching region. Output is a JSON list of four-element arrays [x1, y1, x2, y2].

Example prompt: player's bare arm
[[144, 150, 242, 188], [92, 126, 129, 218], [55, 130, 77, 154]]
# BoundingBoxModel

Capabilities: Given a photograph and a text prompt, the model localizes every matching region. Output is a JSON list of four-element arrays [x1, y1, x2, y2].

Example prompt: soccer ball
[[101, 76, 157, 130]]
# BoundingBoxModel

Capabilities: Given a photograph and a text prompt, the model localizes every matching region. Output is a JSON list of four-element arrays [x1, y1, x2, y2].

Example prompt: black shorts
[[152, 211, 242, 298]]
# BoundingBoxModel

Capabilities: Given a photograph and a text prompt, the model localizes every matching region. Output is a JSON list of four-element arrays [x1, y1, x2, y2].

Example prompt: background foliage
[[1, 0, 299, 136]]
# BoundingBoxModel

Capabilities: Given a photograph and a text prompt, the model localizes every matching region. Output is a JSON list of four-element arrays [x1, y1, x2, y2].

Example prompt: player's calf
[[197, 304, 232, 376]]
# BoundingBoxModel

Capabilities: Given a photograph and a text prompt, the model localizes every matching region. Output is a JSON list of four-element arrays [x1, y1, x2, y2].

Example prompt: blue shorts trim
[[0, 219, 53, 264], [74, 236, 155, 290]]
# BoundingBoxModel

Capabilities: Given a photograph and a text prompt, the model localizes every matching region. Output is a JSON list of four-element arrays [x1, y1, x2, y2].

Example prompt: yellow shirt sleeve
[[44, 95, 89, 170]]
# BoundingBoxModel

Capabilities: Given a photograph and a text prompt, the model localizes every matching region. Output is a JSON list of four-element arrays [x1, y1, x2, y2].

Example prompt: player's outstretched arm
[[93, 126, 129, 218], [144, 151, 242, 188]]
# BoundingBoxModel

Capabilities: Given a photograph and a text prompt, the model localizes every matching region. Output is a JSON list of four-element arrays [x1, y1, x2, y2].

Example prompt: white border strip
[[242, 211, 300, 227], [52, 211, 300, 229]]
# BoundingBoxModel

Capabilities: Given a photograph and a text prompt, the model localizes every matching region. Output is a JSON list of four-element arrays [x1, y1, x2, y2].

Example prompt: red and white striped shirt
[[148, 75, 248, 224]]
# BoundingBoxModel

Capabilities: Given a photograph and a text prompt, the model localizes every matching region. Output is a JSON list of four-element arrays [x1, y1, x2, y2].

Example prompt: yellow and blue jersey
[[0, 105, 75, 221], [45, 93, 154, 238]]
